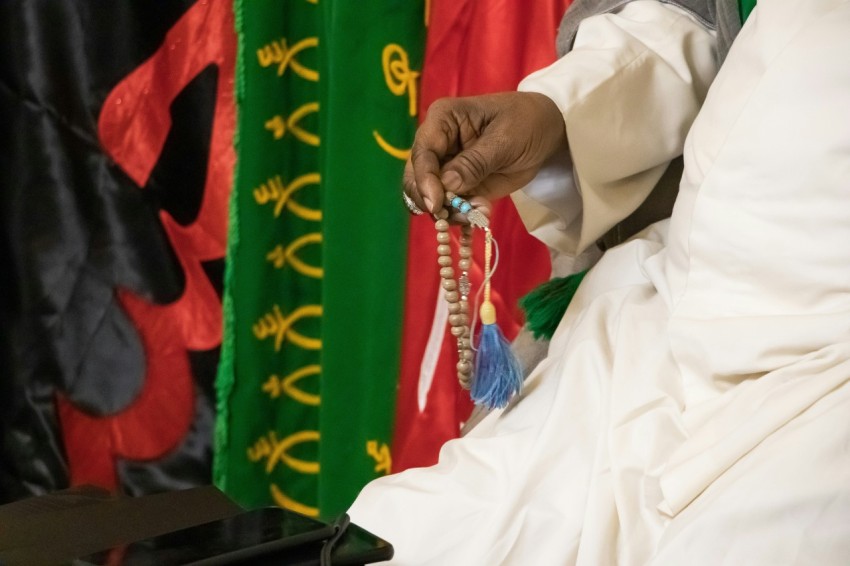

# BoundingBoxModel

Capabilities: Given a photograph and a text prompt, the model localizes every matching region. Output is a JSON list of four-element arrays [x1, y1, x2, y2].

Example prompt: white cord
[[469, 233, 500, 353]]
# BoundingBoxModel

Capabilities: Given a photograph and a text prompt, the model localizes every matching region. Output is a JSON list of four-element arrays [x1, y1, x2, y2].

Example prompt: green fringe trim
[[519, 270, 588, 341], [213, 0, 246, 493]]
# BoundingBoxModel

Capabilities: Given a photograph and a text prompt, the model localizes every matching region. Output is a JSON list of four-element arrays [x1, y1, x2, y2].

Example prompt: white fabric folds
[[349, 1, 850, 564]]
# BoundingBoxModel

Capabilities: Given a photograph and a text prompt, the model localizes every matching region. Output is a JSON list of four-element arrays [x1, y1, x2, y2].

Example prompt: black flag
[[0, 0, 235, 500]]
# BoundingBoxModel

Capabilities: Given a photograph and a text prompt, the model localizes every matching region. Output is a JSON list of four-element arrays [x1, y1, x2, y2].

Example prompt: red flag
[[393, 0, 571, 471]]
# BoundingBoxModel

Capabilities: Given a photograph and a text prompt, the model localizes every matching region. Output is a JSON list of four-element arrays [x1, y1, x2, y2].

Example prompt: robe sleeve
[[512, 0, 718, 258]]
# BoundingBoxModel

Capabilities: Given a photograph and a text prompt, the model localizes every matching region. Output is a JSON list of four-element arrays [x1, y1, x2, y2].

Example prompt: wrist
[[525, 91, 568, 161]]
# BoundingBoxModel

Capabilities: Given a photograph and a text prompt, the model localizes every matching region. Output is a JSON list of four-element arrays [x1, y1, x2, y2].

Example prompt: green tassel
[[739, 0, 757, 23], [519, 270, 588, 340]]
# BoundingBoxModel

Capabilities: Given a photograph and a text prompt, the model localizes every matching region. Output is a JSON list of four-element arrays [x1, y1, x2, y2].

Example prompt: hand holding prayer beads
[[402, 92, 567, 214]]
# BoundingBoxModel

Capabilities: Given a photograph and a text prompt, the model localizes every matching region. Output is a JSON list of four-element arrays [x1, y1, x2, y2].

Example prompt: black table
[[0, 485, 391, 565]]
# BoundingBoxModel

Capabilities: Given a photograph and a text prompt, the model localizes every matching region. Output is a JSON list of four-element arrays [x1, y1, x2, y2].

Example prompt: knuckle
[[402, 166, 415, 189], [455, 149, 489, 181], [409, 142, 431, 168], [403, 171, 422, 201], [428, 97, 456, 114]]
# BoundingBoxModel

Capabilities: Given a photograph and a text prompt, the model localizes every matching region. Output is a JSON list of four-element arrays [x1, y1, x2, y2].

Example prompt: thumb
[[440, 135, 509, 196]]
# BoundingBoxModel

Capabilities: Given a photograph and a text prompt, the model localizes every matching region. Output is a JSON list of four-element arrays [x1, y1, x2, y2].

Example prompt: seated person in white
[[350, 1, 850, 564]]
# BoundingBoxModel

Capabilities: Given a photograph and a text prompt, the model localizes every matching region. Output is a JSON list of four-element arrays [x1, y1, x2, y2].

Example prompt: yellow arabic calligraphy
[[366, 440, 392, 475], [247, 430, 320, 475], [262, 365, 321, 406], [382, 44, 419, 117], [253, 173, 321, 220], [268, 430, 319, 475], [264, 102, 320, 146], [374, 44, 419, 160], [256, 37, 319, 81], [266, 233, 323, 279], [248, 430, 321, 517], [271, 484, 319, 517], [372, 131, 411, 161], [252, 304, 322, 352]]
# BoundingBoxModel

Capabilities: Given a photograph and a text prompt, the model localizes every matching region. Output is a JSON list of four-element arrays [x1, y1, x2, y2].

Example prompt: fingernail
[[423, 196, 435, 212], [442, 170, 462, 192]]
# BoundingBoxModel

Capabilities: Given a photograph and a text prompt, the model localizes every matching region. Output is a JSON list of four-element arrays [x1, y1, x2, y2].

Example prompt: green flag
[[216, 0, 424, 519], [216, 0, 324, 517], [318, 0, 425, 517]]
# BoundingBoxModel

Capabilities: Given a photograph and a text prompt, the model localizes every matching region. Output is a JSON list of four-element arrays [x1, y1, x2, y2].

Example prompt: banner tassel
[[519, 270, 587, 341]]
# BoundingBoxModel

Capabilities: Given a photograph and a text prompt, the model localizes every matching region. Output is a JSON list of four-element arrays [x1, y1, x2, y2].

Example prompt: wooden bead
[[433, 212, 481, 394], [445, 191, 456, 200]]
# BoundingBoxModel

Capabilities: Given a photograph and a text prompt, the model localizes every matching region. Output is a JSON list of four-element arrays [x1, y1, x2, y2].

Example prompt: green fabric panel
[[740, 0, 757, 22], [216, 0, 324, 517], [317, 0, 425, 517]]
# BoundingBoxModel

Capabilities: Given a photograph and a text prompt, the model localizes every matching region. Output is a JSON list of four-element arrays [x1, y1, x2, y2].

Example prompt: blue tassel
[[469, 229, 522, 409], [472, 322, 523, 409]]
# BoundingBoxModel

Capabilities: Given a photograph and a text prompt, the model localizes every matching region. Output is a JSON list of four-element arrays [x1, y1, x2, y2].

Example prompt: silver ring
[[402, 192, 424, 215]]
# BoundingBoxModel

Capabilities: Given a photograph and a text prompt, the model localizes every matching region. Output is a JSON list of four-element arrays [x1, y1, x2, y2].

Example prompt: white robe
[[349, 1, 850, 564]]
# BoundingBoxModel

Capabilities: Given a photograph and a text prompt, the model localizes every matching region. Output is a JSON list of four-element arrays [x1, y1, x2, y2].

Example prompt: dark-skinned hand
[[402, 91, 567, 222]]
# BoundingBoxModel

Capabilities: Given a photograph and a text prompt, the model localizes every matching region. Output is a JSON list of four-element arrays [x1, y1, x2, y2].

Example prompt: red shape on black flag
[[56, 0, 236, 489]]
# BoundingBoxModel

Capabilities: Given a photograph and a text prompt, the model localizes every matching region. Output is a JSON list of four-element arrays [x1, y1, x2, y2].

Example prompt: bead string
[[435, 209, 473, 389], [436, 191, 486, 390]]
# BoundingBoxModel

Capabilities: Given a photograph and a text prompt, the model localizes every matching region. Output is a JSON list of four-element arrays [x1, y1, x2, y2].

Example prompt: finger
[[410, 101, 460, 213], [447, 211, 470, 225], [440, 132, 510, 197], [468, 195, 492, 219], [402, 159, 428, 213], [410, 144, 444, 213]]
